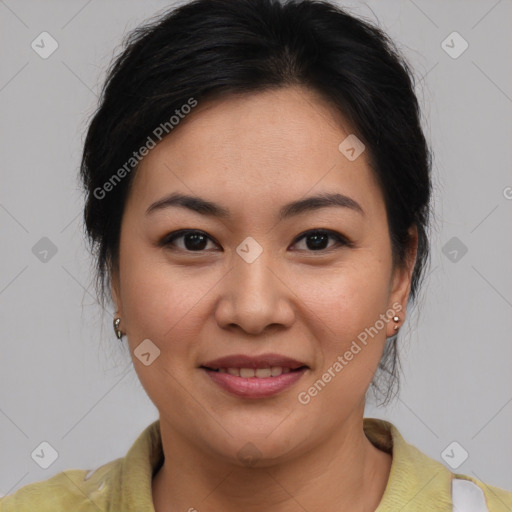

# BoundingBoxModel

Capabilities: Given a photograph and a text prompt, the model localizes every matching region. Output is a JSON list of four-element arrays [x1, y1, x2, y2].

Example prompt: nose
[[214, 248, 296, 336]]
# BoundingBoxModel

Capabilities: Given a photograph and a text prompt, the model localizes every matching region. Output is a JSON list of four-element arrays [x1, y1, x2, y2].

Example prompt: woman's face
[[112, 86, 416, 464]]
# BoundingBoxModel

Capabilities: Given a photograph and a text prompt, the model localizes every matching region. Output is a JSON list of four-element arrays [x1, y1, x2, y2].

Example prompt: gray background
[[1, 0, 511, 498]]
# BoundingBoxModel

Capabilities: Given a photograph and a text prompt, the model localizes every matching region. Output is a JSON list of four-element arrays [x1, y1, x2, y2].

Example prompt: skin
[[111, 85, 418, 512]]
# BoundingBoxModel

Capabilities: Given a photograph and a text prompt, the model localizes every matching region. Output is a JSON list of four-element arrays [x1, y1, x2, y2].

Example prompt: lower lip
[[202, 368, 307, 399]]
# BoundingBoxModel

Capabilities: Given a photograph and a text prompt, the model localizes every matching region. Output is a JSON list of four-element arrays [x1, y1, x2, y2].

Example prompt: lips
[[201, 353, 308, 371], [200, 353, 309, 398]]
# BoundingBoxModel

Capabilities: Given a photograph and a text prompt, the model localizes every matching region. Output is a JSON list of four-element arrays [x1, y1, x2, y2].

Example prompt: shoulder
[[0, 420, 161, 512], [364, 418, 512, 511], [0, 457, 122, 512], [451, 473, 512, 512]]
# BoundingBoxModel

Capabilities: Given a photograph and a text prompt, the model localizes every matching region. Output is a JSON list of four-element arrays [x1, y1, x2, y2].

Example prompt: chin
[[201, 428, 303, 468]]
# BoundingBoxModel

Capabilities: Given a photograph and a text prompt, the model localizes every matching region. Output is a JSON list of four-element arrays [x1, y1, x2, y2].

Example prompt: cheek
[[295, 264, 391, 411], [118, 242, 216, 352], [117, 244, 209, 408], [298, 257, 392, 343]]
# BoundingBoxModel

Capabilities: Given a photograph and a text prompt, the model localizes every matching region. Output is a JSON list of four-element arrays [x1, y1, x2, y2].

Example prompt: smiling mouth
[[200, 366, 308, 378]]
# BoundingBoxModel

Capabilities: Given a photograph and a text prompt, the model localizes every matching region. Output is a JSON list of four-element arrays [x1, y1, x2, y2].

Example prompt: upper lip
[[201, 353, 308, 370]]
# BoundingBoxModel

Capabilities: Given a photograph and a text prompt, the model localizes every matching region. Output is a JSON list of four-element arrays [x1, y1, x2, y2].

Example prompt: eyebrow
[[145, 191, 365, 220]]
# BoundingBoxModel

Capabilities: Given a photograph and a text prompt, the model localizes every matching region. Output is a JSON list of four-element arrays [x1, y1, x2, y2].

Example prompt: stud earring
[[113, 317, 123, 340], [392, 315, 400, 331]]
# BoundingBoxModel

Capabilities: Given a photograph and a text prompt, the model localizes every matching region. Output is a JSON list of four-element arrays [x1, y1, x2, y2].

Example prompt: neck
[[152, 412, 392, 512]]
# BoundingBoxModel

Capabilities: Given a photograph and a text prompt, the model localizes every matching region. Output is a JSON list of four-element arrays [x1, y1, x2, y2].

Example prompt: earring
[[392, 315, 400, 332], [113, 317, 123, 340]]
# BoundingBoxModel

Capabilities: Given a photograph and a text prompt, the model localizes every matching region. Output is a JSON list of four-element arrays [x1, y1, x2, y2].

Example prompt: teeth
[[271, 366, 283, 377], [214, 366, 296, 378], [255, 368, 271, 378]]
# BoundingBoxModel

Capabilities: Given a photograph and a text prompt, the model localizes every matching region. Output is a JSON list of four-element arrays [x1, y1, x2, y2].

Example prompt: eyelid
[[162, 228, 355, 255], [160, 228, 353, 252], [292, 228, 354, 249], [160, 229, 220, 249]]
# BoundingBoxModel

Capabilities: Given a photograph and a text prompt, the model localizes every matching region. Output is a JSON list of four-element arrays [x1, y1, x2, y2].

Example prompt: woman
[[1, 0, 510, 510]]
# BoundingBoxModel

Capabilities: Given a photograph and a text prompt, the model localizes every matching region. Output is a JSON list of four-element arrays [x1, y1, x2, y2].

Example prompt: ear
[[386, 225, 418, 337], [109, 258, 123, 318]]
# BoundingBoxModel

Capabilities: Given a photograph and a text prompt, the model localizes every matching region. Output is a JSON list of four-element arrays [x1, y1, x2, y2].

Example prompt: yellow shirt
[[1, 417, 511, 511]]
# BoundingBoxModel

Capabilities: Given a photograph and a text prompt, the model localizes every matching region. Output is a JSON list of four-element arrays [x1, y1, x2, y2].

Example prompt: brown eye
[[292, 229, 352, 252], [160, 228, 352, 254], [161, 230, 218, 251]]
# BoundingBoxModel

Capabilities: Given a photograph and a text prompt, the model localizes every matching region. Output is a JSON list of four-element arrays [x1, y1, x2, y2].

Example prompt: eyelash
[[159, 229, 353, 253]]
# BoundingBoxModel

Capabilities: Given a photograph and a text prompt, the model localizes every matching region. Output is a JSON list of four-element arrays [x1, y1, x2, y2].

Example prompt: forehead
[[128, 86, 384, 221]]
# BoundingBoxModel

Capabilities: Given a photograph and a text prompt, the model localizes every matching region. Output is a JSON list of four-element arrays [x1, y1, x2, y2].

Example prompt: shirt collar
[[364, 417, 454, 512]]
